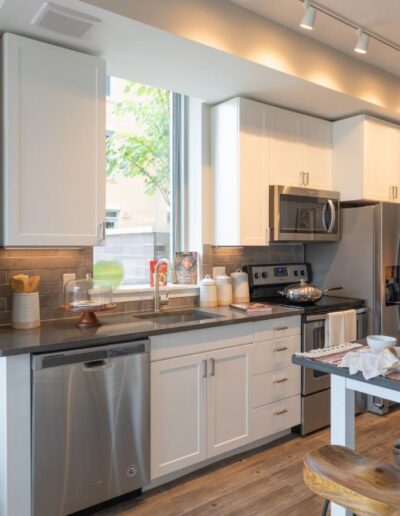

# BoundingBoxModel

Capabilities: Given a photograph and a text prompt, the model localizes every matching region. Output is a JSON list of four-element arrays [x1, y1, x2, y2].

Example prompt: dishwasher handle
[[32, 340, 149, 370]]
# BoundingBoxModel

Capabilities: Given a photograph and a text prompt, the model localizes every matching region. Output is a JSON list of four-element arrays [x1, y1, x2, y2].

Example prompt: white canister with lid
[[231, 269, 250, 303], [199, 275, 218, 308], [215, 274, 233, 306]]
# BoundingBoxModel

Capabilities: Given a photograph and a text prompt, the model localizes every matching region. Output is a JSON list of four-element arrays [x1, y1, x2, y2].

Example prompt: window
[[94, 77, 176, 287]]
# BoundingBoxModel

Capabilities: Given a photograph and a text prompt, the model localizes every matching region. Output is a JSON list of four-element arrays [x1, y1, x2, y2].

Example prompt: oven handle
[[305, 307, 368, 322]]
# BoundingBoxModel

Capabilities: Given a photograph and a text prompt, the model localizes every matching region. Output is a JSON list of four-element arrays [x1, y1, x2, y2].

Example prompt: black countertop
[[0, 305, 303, 357], [292, 345, 400, 393]]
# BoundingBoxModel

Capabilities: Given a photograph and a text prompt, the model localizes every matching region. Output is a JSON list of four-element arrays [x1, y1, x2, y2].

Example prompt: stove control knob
[[294, 270, 298, 277], [261, 272, 267, 279], [254, 272, 259, 279], [300, 270, 305, 276]]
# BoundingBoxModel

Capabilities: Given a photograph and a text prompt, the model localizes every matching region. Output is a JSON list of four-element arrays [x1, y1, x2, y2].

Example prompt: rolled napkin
[[340, 347, 400, 380]]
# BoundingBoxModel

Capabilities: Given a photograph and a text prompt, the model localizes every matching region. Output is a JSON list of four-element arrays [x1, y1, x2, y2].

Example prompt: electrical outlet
[[63, 273, 76, 286], [213, 266, 226, 278]]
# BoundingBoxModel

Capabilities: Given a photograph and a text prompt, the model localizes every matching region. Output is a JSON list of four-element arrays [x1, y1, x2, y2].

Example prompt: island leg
[[330, 374, 355, 516]]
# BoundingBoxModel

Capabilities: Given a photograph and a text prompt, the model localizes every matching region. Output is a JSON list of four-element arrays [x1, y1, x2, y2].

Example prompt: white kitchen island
[[293, 352, 400, 516]]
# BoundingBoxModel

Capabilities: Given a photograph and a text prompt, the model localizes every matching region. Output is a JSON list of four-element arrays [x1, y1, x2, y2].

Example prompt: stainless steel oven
[[269, 185, 340, 242], [301, 307, 368, 435]]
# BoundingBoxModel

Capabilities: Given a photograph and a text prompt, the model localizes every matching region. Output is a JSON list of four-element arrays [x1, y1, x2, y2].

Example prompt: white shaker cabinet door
[[206, 344, 253, 458], [151, 354, 207, 479], [2, 33, 106, 246], [267, 105, 303, 188], [301, 115, 332, 190]]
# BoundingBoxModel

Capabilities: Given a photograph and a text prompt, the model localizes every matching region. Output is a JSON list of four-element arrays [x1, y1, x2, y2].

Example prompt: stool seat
[[303, 445, 400, 515]]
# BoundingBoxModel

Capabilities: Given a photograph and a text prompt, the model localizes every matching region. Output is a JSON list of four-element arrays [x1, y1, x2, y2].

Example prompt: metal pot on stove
[[278, 279, 343, 304]]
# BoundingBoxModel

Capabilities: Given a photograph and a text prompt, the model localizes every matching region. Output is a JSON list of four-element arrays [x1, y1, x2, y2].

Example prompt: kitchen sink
[[135, 309, 224, 325]]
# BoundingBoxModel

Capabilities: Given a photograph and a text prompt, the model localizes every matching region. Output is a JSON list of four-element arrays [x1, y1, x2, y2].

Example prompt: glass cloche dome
[[63, 274, 115, 327]]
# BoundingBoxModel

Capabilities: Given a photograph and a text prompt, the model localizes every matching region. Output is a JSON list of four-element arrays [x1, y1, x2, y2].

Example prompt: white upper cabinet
[[212, 97, 332, 246], [1, 33, 106, 246], [268, 105, 332, 190], [333, 115, 400, 203], [213, 97, 268, 246]]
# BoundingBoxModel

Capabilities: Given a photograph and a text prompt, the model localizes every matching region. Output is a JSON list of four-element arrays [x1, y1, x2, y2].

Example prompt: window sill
[[112, 284, 199, 303]]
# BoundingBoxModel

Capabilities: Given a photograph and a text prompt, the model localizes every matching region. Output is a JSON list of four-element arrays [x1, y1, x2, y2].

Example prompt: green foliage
[[106, 81, 171, 205]]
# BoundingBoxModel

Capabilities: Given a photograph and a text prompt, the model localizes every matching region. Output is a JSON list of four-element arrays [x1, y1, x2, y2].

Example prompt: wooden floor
[[95, 410, 400, 516]]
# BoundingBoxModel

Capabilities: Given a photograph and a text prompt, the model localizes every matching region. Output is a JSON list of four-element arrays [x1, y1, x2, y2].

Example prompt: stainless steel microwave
[[269, 185, 340, 242]]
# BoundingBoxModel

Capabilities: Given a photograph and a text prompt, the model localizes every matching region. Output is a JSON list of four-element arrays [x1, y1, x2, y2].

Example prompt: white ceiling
[[1, 0, 400, 122], [230, 0, 400, 77]]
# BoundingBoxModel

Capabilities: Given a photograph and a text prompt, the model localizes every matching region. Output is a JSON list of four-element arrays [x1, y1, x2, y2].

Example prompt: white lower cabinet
[[252, 396, 301, 442], [151, 344, 252, 479], [151, 354, 207, 479], [207, 345, 253, 458], [150, 319, 301, 481]]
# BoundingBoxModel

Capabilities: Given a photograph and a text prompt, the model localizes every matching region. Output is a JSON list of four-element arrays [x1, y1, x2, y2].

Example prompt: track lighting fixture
[[300, 0, 316, 30], [297, 0, 400, 55], [354, 28, 369, 54]]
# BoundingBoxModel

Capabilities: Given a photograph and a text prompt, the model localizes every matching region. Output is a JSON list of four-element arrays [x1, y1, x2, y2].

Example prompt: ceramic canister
[[231, 269, 250, 303], [12, 292, 40, 329], [199, 275, 218, 308], [215, 274, 233, 306]]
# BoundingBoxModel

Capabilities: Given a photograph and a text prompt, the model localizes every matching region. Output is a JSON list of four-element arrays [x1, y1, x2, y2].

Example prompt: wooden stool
[[303, 445, 400, 515]]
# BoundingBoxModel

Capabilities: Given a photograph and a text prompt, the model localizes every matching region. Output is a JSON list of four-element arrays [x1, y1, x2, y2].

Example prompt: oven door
[[270, 185, 340, 242], [302, 308, 368, 395], [302, 318, 330, 395]]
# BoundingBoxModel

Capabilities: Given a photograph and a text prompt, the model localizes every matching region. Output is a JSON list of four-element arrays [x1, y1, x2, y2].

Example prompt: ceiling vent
[[31, 2, 101, 38]]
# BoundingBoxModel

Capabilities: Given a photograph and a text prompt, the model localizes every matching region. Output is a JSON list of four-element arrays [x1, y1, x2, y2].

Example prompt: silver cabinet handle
[[98, 221, 106, 243], [395, 186, 399, 199], [274, 326, 288, 331], [274, 346, 288, 352], [273, 378, 288, 384], [202, 359, 208, 378], [390, 186, 394, 201], [304, 172, 310, 186], [299, 171, 304, 186], [209, 358, 215, 376], [273, 409, 288, 416]]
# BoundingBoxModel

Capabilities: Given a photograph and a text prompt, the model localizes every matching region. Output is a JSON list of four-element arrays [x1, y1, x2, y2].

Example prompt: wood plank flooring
[[95, 410, 400, 516]]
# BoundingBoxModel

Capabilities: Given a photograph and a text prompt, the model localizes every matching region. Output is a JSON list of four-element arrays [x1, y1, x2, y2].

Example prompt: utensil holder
[[12, 292, 40, 329]]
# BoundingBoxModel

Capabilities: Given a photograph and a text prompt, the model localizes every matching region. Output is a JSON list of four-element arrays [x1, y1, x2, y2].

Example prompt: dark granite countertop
[[0, 305, 303, 357], [292, 343, 400, 392]]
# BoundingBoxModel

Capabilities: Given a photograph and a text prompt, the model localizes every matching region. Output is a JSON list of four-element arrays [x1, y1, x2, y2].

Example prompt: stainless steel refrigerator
[[306, 202, 400, 337], [306, 203, 400, 415]]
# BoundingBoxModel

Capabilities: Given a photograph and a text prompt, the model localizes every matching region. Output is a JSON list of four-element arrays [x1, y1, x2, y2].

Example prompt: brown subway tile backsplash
[[0, 248, 94, 325], [202, 244, 304, 278]]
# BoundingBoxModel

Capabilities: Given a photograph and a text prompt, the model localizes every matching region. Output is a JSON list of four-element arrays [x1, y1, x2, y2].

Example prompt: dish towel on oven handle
[[325, 309, 357, 347]]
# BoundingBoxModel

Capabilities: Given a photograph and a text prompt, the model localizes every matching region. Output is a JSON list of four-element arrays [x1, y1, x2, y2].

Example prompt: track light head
[[354, 28, 369, 54], [300, 0, 316, 30]]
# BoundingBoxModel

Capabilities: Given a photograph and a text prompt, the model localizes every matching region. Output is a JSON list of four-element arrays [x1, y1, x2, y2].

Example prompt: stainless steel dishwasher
[[32, 340, 150, 516]]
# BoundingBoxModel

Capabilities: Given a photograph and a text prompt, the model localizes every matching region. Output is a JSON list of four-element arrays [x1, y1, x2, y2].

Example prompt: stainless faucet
[[153, 259, 177, 312]]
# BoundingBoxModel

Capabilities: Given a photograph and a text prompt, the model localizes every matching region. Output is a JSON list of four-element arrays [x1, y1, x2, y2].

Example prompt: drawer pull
[[273, 408, 288, 416], [274, 346, 288, 352], [274, 326, 288, 331], [273, 378, 288, 384]]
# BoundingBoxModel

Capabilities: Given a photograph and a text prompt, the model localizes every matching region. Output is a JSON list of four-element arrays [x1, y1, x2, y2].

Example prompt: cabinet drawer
[[150, 323, 253, 361], [252, 395, 300, 441], [252, 366, 300, 408], [253, 335, 300, 375], [254, 316, 301, 342]]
